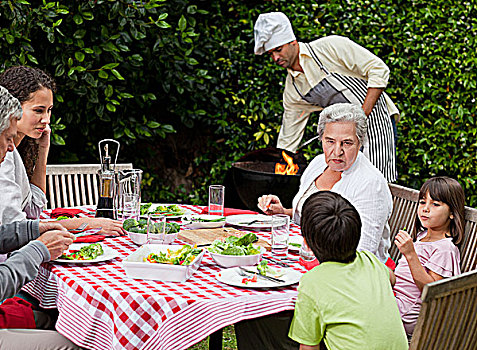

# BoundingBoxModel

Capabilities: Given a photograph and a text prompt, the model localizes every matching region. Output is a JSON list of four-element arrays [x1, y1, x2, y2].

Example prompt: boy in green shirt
[[289, 191, 407, 350]]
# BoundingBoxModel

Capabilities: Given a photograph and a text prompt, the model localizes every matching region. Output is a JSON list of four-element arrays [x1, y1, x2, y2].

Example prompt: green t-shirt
[[289, 251, 407, 350]]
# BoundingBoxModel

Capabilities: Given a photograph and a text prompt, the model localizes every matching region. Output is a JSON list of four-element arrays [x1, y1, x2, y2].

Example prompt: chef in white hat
[[254, 12, 400, 183]]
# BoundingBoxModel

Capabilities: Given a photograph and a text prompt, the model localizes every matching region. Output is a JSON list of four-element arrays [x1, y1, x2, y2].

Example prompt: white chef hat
[[254, 12, 296, 55]]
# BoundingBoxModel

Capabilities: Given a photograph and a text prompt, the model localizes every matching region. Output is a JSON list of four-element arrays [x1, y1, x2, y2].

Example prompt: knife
[[262, 256, 290, 268], [238, 267, 286, 283], [237, 219, 272, 225]]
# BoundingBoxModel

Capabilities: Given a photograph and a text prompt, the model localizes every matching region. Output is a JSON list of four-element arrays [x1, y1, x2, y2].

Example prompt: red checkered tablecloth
[[24, 205, 306, 350]]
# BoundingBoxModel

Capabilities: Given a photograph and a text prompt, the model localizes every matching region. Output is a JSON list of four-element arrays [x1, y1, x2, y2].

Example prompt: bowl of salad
[[208, 232, 265, 268], [122, 244, 205, 282], [182, 214, 226, 230], [123, 218, 181, 245]]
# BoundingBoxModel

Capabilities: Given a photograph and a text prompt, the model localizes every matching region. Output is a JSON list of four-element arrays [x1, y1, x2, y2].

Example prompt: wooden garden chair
[[45, 163, 133, 209], [409, 269, 477, 350], [388, 183, 477, 273]]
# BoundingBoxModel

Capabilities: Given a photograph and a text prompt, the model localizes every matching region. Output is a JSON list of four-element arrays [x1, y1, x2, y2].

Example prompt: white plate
[[288, 235, 304, 252], [182, 214, 226, 229], [140, 203, 193, 219], [55, 244, 119, 264], [216, 266, 302, 288], [225, 214, 273, 229]]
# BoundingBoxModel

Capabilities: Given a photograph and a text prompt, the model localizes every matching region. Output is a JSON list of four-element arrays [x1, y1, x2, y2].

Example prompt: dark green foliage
[[0, 0, 475, 206]]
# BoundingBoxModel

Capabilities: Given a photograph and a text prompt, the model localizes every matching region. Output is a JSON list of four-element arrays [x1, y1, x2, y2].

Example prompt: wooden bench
[[45, 163, 133, 209], [409, 269, 477, 349], [389, 183, 477, 273]]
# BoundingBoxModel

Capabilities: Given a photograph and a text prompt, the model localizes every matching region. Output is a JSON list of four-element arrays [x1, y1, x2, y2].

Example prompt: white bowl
[[209, 246, 265, 268], [182, 214, 226, 229], [128, 231, 179, 245], [122, 244, 205, 282]]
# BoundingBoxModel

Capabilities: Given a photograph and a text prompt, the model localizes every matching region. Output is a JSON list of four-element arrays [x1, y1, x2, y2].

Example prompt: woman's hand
[[85, 218, 125, 237], [394, 229, 416, 258], [36, 124, 51, 150], [257, 194, 285, 215]]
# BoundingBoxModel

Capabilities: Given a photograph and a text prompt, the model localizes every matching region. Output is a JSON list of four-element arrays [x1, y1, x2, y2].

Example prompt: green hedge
[[0, 0, 476, 206]]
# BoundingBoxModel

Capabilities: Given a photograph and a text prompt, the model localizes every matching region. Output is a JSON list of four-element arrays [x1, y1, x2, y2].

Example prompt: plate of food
[[123, 218, 181, 245], [225, 214, 273, 229], [140, 203, 193, 219], [216, 261, 302, 288], [55, 243, 119, 263], [182, 214, 226, 229]]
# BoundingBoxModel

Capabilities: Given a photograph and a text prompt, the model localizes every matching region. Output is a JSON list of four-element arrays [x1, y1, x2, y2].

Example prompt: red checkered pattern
[[24, 205, 305, 350]]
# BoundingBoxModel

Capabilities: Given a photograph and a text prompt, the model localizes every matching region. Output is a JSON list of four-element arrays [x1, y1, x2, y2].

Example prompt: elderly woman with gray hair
[[258, 103, 392, 263]]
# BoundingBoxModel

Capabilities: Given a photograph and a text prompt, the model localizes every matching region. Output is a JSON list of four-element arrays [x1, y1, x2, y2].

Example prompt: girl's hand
[[257, 194, 284, 215], [394, 229, 415, 257], [37, 124, 51, 150], [86, 218, 126, 237]]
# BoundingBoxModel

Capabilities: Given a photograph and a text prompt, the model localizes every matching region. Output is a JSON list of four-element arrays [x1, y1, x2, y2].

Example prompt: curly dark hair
[[0, 66, 56, 179]]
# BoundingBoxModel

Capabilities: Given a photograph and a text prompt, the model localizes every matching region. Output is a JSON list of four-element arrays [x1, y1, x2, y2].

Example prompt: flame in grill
[[275, 151, 299, 175]]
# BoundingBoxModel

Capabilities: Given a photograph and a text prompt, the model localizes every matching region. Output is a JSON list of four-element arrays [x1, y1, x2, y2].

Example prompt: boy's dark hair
[[413, 176, 465, 247], [301, 191, 361, 263]]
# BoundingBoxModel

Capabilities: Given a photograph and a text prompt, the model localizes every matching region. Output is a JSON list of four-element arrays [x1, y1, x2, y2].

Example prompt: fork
[[68, 223, 88, 234], [237, 267, 285, 283]]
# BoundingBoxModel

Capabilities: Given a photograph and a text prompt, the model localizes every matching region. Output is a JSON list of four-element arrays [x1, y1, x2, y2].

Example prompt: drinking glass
[[208, 185, 225, 216], [120, 193, 140, 221], [147, 214, 166, 244], [271, 214, 290, 256], [299, 240, 315, 262], [118, 169, 143, 200]]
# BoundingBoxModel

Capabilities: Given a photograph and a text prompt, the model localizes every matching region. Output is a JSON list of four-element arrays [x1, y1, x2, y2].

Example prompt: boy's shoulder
[[301, 251, 386, 285]]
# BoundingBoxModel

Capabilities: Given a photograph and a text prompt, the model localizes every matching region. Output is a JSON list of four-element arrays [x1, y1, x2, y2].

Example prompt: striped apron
[[291, 43, 397, 182]]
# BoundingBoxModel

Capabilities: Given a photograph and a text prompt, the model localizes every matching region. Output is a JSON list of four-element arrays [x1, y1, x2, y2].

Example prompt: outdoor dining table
[[22, 204, 307, 350]]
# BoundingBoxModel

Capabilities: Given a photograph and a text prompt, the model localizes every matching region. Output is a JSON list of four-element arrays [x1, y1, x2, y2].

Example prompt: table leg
[[209, 328, 223, 350]]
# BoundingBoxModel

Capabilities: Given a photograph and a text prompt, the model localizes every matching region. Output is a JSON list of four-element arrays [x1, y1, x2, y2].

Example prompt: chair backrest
[[388, 183, 419, 262], [389, 183, 477, 272], [45, 163, 133, 209], [409, 269, 477, 350]]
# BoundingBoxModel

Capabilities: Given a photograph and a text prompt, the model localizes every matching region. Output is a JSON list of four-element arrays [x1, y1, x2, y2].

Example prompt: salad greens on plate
[[208, 232, 261, 256], [140, 203, 187, 217], [60, 243, 104, 260]]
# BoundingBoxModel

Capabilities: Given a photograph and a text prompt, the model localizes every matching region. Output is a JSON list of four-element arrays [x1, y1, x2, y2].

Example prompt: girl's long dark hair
[[413, 176, 465, 247], [0, 66, 56, 179]]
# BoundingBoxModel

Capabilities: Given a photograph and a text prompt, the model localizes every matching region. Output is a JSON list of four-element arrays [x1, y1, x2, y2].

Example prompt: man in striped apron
[[254, 12, 399, 182]]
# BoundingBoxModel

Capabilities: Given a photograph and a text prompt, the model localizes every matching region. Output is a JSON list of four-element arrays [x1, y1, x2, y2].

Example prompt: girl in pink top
[[392, 176, 464, 337]]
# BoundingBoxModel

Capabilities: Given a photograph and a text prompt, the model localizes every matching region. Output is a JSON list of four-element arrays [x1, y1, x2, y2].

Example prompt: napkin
[[50, 208, 83, 218], [200, 207, 258, 216], [299, 257, 320, 270], [74, 235, 106, 243], [385, 257, 396, 271], [0, 297, 35, 329]]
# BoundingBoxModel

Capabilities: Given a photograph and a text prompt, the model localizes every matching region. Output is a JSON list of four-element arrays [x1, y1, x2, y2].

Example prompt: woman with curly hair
[[0, 66, 124, 236]]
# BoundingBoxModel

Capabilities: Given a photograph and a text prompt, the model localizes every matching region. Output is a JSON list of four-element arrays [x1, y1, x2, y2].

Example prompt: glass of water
[[120, 193, 140, 221], [299, 240, 315, 262], [208, 185, 225, 216], [271, 214, 290, 257], [147, 214, 166, 244]]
